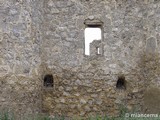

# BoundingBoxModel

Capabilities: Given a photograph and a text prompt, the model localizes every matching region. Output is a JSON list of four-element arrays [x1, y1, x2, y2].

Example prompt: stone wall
[[0, 0, 43, 117], [41, 0, 160, 117], [1, 0, 160, 118]]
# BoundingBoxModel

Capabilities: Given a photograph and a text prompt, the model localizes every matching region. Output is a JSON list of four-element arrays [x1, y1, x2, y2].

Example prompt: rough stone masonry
[[1, 0, 160, 118]]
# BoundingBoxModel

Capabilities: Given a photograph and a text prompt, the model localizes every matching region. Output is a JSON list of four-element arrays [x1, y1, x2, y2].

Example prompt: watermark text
[[125, 113, 159, 118]]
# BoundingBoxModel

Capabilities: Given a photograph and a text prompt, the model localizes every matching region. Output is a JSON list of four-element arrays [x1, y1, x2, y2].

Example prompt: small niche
[[43, 74, 53, 87], [116, 75, 126, 90]]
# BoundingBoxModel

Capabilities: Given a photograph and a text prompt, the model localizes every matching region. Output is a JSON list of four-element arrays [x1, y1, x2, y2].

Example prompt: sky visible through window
[[85, 28, 101, 55]]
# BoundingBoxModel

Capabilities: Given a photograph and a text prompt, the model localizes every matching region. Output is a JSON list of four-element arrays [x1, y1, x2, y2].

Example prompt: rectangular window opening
[[84, 27, 102, 56], [97, 47, 100, 54]]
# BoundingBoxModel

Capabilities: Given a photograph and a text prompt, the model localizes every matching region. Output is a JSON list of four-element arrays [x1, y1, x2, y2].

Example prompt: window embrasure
[[43, 74, 54, 88], [84, 19, 103, 56]]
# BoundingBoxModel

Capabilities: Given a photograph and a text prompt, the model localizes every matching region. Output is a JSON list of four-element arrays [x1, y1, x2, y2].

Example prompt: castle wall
[[0, 0, 44, 117], [41, 0, 160, 117], [1, 0, 160, 118]]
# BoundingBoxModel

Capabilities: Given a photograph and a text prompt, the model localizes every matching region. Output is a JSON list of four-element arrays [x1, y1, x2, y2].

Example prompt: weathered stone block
[[146, 37, 157, 54], [0, 65, 9, 75]]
